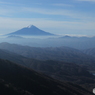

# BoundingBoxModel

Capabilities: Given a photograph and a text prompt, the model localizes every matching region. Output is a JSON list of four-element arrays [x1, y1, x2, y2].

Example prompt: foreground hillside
[[0, 58, 93, 95], [0, 78, 32, 95]]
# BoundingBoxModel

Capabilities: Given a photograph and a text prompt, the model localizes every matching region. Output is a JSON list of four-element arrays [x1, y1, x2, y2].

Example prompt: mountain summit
[[26, 25, 36, 28], [7, 25, 54, 36]]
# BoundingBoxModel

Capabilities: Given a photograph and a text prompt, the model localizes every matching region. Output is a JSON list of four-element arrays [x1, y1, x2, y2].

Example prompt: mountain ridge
[[1, 42, 95, 69]]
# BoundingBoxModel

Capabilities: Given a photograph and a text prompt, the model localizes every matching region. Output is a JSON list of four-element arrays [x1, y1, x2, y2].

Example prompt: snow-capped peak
[[24, 25, 39, 29], [27, 25, 33, 28]]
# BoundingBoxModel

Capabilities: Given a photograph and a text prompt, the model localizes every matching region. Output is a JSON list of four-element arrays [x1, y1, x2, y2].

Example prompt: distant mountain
[[60, 35, 72, 38], [6, 25, 54, 36], [7, 35, 24, 39], [0, 59, 93, 95]]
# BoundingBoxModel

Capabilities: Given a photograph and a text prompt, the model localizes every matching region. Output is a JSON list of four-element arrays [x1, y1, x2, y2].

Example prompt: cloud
[[52, 3, 73, 7], [0, 8, 14, 16], [0, 3, 23, 16], [34, 3, 42, 5], [23, 7, 73, 16], [22, 7, 80, 18], [22, 7, 95, 21], [0, 1, 13, 5], [77, 0, 95, 2], [0, 3, 94, 21], [0, 1, 25, 5]]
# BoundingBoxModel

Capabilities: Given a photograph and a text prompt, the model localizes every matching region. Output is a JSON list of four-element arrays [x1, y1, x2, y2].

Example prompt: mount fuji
[[7, 25, 55, 36]]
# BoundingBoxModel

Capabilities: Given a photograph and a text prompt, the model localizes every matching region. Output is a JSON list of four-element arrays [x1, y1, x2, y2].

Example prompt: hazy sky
[[0, 0, 95, 35]]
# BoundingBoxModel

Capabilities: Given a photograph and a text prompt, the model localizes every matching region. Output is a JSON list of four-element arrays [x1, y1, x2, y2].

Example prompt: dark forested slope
[[0, 59, 93, 95]]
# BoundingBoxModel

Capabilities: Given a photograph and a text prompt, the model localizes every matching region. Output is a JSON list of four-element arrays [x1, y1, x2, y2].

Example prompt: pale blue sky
[[0, 0, 95, 36]]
